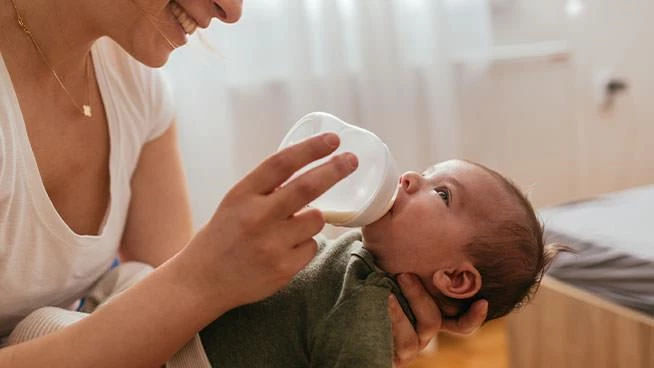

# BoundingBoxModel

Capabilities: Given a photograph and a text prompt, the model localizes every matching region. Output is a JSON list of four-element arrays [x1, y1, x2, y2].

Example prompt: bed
[[506, 185, 654, 368]]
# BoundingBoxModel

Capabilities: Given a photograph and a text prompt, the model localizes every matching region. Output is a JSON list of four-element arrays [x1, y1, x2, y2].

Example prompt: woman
[[0, 0, 488, 366]]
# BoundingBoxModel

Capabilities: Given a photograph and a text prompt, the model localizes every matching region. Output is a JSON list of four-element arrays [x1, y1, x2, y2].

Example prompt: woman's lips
[[171, 1, 199, 35]]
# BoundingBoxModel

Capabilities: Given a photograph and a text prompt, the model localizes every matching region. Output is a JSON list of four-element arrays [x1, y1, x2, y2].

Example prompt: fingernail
[[344, 153, 358, 170], [323, 133, 339, 149]]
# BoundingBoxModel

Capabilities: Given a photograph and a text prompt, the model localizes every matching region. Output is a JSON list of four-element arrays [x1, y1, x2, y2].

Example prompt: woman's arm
[[119, 122, 193, 266], [0, 255, 223, 368], [0, 132, 357, 368]]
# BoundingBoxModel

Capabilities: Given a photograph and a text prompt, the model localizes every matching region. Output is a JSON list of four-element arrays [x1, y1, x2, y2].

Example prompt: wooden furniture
[[507, 276, 654, 368], [409, 318, 509, 368]]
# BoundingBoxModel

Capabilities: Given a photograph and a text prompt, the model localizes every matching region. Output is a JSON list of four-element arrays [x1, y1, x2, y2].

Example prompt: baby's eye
[[435, 187, 450, 206]]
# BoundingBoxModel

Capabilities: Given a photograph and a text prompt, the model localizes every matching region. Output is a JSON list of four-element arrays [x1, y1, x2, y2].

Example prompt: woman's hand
[[181, 133, 358, 310], [389, 274, 488, 367], [440, 298, 488, 336]]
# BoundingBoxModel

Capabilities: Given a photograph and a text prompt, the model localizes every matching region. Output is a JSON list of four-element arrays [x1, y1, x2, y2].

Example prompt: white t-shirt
[[0, 37, 175, 338]]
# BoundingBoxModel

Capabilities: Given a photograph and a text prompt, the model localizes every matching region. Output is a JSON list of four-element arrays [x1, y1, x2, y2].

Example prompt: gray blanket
[[539, 185, 654, 315]]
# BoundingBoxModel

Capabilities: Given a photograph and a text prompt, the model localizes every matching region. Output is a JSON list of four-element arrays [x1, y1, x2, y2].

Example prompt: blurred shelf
[[451, 40, 571, 65]]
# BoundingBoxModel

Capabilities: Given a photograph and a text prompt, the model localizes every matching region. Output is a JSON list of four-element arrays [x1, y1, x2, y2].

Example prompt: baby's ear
[[432, 262, 481, 299]]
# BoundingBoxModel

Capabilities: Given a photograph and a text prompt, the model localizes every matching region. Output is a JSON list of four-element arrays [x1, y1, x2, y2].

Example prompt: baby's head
[[362, 160, 563, 322]]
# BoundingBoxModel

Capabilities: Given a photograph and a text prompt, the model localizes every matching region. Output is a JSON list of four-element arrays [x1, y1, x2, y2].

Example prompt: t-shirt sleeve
[[309, 286, 393, 368], [144, 67, 175, 143]]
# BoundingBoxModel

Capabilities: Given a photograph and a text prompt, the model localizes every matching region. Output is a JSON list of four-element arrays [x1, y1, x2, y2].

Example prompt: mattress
[[539, 185, 654, 315]]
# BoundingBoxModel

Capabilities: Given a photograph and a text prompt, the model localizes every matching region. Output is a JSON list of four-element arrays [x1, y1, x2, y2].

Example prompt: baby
[[200, 159, 562, 367]]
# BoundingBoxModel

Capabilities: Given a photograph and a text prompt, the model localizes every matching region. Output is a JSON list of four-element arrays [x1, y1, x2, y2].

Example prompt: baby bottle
[[279, 112, 399, 227]]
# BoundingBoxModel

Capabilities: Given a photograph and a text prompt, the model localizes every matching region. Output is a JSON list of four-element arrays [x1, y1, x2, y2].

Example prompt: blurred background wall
[[164, 0, 654, 229]]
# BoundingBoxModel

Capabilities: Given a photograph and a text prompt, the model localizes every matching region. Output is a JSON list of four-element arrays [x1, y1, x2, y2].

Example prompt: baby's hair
[[434, 161, 570, 321]]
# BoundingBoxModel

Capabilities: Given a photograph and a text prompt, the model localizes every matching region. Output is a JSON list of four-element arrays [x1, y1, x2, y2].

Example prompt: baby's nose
[[400, 172, 422, 193]]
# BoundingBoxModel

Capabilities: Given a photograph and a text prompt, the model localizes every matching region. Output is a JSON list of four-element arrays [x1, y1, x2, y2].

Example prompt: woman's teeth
[[171, 1, 198, 35]]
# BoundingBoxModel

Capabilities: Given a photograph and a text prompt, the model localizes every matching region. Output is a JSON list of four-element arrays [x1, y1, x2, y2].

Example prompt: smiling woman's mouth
[[170, 1, 198, 35]]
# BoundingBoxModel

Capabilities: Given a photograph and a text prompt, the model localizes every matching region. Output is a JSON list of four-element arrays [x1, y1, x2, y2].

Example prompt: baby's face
[[362, 160, 509, 279]]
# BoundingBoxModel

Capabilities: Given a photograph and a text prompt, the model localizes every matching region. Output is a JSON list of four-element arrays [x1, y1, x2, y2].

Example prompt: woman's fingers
[[388, 295, 419, 367], [397, 274, 442, 348], [281, 208, 325, 245], [440, 299, 488, 335], [234, 132, 358, 219], [187, 133, 357, 309], [390, 274, 444, 367], [238, 133, 341, 195], [288, 238, 319, 275], [272, 152, 358, 218]]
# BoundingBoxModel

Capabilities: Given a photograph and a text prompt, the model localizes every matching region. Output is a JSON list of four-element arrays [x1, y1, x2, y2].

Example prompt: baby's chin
[[361, 222, 401, 271], [361, 221, 384, 243], [360, 226, 385, 254], [362, 210, 392, 233]]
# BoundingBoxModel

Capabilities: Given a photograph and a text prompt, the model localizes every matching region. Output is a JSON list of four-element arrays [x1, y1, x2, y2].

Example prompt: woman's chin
[[123, 43, 174, 68], [139, 43, 177, 68], [144, 54, 171, 68]]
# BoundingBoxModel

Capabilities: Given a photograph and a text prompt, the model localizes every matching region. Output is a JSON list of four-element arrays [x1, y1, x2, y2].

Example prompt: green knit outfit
[[200, 230, 416, 367]]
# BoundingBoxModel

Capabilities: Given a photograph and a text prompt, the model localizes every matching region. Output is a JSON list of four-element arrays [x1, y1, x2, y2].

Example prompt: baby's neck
[[360, 240, 462, 319]]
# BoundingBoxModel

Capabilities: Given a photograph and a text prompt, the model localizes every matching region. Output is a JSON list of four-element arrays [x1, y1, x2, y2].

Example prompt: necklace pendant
[[83, 105, 92, 118]]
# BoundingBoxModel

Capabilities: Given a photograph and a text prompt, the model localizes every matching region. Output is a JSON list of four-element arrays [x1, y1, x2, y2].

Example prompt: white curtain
[[163, 0, 492, 227]]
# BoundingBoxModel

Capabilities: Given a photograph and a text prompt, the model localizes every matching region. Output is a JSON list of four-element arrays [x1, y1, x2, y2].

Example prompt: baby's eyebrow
[[448, 176, 465, 193], [421, 170, 467, 208], [444, 176, 467, 209]]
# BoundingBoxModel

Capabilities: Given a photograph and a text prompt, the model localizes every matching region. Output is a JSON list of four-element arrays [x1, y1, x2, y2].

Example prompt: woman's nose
[[399, 172, 422, 194], [214, 0, 243, 23]]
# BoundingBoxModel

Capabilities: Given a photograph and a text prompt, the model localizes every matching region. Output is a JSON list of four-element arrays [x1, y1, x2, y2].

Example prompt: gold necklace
[[9, 0, 93, 118]]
